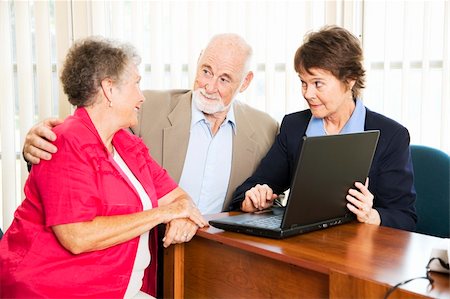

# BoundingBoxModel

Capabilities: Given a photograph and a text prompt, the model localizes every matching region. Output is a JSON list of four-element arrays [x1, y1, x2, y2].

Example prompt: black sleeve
[[229, 115, 305, 210], [23, 151, 32, 172], [369, 125, 417, 230]]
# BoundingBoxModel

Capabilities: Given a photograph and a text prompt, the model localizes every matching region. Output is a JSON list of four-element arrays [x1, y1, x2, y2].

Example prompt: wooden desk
[[164, 213, 449, 299]]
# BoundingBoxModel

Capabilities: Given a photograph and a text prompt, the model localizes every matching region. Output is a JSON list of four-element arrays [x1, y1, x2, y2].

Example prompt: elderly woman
[[230, 26, 417, 231], [0, 37, 207, 298]]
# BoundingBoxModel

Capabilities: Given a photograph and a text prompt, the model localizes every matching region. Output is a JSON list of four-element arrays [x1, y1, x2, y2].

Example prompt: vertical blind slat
[[130, 2, 146, 79], [35, 1, 53, 120], [285, 2, 301, 114], [382, 2, 390, 118], [169, 2, 183, 89], [0, 1, 16, 230], [91, 1, 107, 37], [187, 3, 202, 89], [111, 2, 124, 39], [326, 1, 338, 25], [15, 1, 34, 204], [243, 1, 258, 108], [400, 2, 410, 123], [420, 2, 431, 144], [72, 1, 89, 40], [343, 1, 355, 30], [264, 2, 274, 113], [284, 2, 294, 114], [442, 1, 449, 150], [149, 1, 164, 89], [55, 0, 71, 118], [131, 1, 144, 70]]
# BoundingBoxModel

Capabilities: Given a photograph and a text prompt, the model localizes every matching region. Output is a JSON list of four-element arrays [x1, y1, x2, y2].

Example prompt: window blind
[[1, 0, 448, 231]]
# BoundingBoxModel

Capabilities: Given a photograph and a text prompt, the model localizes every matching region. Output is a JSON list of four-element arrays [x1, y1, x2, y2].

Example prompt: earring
[[109, 100, 112, 108]]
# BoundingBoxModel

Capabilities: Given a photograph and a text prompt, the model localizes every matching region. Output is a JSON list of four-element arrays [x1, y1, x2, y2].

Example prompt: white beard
[[192, 88, 231, 114]]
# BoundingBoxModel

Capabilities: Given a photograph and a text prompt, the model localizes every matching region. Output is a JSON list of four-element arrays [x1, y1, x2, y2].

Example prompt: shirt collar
[[306, 99, 366, 137], [190, 99, 237, 134]]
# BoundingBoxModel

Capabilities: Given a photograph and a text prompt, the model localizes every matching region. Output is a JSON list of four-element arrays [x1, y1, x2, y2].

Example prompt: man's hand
[[23, 118, 64, 164]]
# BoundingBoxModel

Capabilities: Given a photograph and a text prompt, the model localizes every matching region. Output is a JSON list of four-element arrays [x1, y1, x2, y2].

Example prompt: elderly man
[[23, 33, 278, 242]]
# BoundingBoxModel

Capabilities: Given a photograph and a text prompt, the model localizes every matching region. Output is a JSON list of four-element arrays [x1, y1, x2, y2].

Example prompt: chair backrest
[[410, 145, 450, 238]]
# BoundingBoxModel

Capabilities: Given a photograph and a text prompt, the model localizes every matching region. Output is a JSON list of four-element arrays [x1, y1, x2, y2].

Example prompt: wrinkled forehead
[[199, 44, 246, 78]]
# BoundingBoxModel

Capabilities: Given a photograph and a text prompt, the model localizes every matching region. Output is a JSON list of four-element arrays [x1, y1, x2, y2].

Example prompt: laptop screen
[[209, 130, 380, 238], [282, 130, 380, 229]]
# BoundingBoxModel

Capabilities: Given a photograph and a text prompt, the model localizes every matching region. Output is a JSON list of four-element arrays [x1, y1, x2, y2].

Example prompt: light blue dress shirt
[[305, 99, 366, 137], [178, 103, 236, 214]]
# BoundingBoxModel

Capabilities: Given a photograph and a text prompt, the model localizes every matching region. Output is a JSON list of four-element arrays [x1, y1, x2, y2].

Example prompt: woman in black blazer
[[230, 26, 417, 231]]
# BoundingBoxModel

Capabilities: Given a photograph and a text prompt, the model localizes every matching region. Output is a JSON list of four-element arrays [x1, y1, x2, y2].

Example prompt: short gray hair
[[205, 33, 253, 76], [60, 36, 141, 107]]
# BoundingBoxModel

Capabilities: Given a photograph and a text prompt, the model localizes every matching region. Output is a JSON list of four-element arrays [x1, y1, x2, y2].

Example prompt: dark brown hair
[[60, 37, 140, 107], [294, 25, 365, 98]]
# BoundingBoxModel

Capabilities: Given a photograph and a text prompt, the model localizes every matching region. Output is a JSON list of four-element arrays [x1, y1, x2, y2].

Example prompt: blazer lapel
[[162, 92, 192, 182], [223, 103, 258, 210]]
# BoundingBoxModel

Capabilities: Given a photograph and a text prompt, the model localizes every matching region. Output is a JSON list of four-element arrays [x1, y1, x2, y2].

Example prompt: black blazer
[[230, 108, 417, 231]]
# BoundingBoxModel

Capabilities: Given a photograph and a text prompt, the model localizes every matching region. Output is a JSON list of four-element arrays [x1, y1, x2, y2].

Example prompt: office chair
[[410, 145, 450, 238]]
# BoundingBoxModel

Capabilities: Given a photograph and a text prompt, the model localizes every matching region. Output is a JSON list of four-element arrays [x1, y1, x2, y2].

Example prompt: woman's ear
[[100, 79, 114, 107], [347, 79, 356, 91], [100, 79, 114, 98]]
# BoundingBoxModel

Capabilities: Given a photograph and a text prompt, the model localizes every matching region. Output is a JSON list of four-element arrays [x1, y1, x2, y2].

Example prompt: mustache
[[197, 88, 221, 101]]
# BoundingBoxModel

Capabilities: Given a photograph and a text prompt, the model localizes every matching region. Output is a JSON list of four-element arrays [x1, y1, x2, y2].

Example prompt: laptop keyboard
[[243, 215, 282, 228]]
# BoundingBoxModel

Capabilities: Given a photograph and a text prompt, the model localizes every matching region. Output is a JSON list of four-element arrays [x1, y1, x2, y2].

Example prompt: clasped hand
[[162, 197, 208, 247]]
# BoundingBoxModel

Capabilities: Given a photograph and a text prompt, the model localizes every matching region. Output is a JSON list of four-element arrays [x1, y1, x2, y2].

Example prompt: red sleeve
[[146, 153, 178, 200], [31, 131, 100, 227]]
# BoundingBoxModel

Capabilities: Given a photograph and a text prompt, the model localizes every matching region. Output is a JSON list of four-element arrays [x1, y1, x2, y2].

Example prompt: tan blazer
[[132, 89, 278, 211]]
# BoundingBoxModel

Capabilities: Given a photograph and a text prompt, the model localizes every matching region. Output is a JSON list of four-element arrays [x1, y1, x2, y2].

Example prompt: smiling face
[[192, 35, 253, 115], [111, 63, 145, 128], [298, 68, 355, 119]]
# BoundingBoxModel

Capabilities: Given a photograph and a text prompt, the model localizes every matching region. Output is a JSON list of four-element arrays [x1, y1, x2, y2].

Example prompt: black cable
[[429, 256, 450, 270], [383, 276, 432, 299], [383, 257, 448, 299]]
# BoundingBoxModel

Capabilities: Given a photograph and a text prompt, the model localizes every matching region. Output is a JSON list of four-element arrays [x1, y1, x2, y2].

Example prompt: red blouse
[[0, 107, 177, 298]]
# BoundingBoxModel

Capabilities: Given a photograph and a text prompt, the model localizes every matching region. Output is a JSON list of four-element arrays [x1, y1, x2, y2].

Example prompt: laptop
[[209, 130, 380, 239]]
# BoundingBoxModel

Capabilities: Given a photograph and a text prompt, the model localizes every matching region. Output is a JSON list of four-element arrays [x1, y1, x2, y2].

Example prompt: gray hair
[[60, 36, 141, 107], [204, 33, 253, 77]]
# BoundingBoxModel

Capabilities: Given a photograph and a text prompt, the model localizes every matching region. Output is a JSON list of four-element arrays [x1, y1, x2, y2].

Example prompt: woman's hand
[[162, 218, 200, 248], [52, 188, 207, 254], [346, 178, 381, 225], [160, 194, 207, 228], [241, 184, 278, 212], [158, 188, 209, 247]]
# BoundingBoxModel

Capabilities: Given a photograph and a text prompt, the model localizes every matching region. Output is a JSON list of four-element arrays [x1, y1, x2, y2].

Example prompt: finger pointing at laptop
[[242, 184, 278, 212]]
